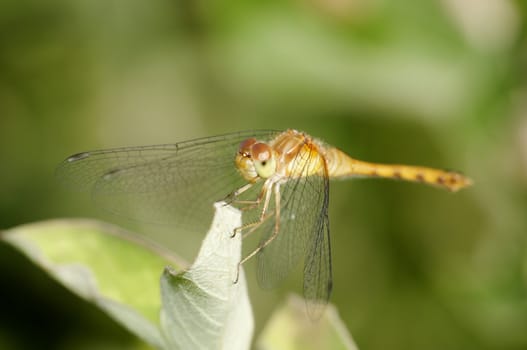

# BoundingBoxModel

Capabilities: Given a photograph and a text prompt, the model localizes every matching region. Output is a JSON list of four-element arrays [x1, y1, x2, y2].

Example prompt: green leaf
[[2, 202, 254, 350], [160, 202, 254, 350], [257, 294, 358, 350], [1, 219, 179, 348]]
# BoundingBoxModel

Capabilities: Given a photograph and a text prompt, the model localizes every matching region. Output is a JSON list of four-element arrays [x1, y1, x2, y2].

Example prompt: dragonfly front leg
[[231, 181, 272, 238], [223, 182, 254, 205], [238, 183, 281, 266], [233, 183, 280, 284], [229, 181, 272, 214]]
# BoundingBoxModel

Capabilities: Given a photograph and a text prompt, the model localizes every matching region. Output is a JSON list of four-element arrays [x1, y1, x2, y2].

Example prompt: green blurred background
[[1, 0, 526, 349]]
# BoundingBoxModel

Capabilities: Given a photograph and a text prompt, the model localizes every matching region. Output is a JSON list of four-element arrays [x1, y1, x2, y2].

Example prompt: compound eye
[[238, 138, 257, 158], [251, 142, 276, 178]]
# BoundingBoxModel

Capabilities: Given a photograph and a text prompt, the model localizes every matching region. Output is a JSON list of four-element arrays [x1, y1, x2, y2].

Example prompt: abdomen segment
[[324, 147, 472, 192]]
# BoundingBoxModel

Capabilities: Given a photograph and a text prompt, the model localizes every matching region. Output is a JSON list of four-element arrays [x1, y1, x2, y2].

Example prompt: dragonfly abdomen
[[324, 147, 472, 192]]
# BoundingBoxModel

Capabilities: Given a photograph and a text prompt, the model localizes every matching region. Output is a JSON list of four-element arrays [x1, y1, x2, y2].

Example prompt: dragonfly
[[57, 129, 472, 317]]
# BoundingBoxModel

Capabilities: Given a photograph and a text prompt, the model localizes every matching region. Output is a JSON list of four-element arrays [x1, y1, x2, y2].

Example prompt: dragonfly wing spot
[[67, 152, 90, 162]]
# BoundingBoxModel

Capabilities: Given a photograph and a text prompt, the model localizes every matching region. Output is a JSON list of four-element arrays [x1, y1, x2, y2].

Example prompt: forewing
[[255, 145, 331, 302], [56, 130, 278, 233], [303, 170, 332, 319]]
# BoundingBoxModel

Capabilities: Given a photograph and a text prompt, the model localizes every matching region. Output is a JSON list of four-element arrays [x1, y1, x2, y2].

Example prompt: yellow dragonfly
[[58, 129, 472, 317]]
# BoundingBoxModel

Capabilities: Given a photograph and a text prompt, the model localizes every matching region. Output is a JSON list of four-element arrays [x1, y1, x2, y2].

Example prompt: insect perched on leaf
[[58, 129, 472, 317]]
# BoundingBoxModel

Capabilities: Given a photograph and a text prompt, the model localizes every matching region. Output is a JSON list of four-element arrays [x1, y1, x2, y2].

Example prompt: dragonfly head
[[236, 138, 277, 182]]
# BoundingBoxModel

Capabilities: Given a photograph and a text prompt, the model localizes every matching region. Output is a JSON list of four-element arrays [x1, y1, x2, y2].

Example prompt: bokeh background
[[1, 0, 526, 349]]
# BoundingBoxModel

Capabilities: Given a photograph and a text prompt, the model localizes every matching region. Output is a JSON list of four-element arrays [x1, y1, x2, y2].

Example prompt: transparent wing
[[255, 146, 332, 316], [303, 171, 332, 319], [56, 130, 279, 233]]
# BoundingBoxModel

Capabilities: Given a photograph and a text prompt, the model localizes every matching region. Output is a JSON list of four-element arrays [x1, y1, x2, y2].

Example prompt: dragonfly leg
[[231, 181, 270, 212], [238, 183, 281, 266], [231, 182, 272, 238], [223, 182, 254, 205], [241, 212, 273, 239], [233, 184, 277, 284]]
